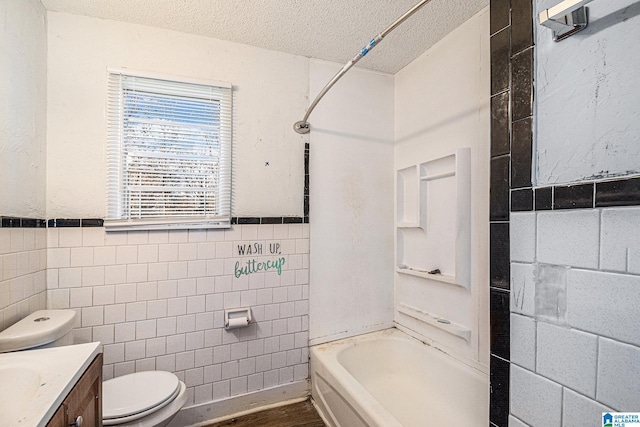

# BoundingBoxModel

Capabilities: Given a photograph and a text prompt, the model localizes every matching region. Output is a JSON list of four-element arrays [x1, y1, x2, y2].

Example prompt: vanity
[[0, 342, 102, 427]]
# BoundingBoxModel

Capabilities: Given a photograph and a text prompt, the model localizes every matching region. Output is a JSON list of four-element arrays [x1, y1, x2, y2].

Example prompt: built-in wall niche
[[396, 147, 471, 288], [397, 165, 419, 227]]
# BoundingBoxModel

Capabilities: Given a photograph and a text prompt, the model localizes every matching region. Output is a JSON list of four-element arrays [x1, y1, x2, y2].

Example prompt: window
[[106, 69, 232, 231]]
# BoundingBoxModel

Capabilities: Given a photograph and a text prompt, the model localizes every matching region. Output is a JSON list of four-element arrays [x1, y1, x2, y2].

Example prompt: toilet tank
[[0, 309, 76, 353]]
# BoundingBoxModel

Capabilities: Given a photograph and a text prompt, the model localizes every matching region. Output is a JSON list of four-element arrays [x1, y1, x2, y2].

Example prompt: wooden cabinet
[[46, 353, 103, 427], [47, 405, 66, 427]]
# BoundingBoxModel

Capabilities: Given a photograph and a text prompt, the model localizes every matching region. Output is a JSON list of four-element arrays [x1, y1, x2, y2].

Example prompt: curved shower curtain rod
[[293, 0, 433, 134]]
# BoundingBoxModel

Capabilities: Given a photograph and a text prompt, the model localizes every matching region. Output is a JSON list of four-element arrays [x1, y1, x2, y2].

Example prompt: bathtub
[[310, 328, 488, 427]]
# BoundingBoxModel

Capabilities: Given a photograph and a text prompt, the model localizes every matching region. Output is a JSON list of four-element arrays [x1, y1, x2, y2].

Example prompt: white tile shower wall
[[0, 228, 47, 330], [46, 224, 310, 407], [509, 208, 640, 426]]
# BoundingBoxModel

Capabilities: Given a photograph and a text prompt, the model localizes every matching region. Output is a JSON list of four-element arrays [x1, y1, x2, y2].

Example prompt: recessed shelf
[[395, 148, 471, 289], [395, 266, 459, 287], [420, 171, 455, 182], [397, 303, 471, 342], [397, 165, 419, 226], [396, 222, 421, 229]]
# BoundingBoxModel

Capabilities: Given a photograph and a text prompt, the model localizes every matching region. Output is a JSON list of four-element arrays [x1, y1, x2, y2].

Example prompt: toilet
[[0, 309, 187, 427]]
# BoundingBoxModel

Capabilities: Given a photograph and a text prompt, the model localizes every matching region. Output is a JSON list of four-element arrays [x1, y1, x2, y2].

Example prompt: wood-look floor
[[203, 400, 326, 427]]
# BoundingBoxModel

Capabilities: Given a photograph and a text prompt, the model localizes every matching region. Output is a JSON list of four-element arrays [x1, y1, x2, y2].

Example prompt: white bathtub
[[310, 328, 488, 427]]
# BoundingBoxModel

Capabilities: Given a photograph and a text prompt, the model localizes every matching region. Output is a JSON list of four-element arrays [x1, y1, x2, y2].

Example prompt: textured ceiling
[[40, 0, 488, 74]]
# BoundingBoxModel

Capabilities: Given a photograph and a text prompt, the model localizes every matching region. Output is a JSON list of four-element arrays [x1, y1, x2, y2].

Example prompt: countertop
[[0, 342, 101, 427]]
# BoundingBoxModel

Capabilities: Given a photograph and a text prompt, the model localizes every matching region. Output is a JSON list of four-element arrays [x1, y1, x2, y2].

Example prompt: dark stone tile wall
[[554, 183, 594, 209], [511, 48, 534, 121], [490, 156, 511, 221], [490, 223, 510, 290], [490, 355, 511, 425], [491, 92, 510, 157], [535, 187, 553, 210], [490, 289, 511, 359], [511, 188, 533, 212], [511, 118, 533, 189], [489, 0, 534, 425], [596, 177, 640, 207]]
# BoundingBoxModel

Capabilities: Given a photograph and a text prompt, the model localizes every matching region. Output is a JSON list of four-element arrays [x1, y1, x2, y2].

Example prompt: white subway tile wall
[[509, 208, 640, 426], [0, 228, 47, 329], [536, 322, 598, 397], [46, 224, 310, 407], [536, 210, 600, 269], [511, 364, 563, 427], [562, 388, 612, 427], [509, 313, 536, 371]]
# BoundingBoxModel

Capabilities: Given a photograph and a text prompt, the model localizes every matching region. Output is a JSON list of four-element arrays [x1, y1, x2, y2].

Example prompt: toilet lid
[[103, 371, 180, 420]]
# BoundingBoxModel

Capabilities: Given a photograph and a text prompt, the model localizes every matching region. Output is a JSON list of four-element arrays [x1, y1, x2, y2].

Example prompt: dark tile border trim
[[508, 176, 640, 212], [595, 176, 640, 207], [554, 183, 593, 210], [2, 216, 307, 228], [234, 217, 306, 225], [233, 216, 305, 225], [81, 218, 105, 227], [48, 218, 80, 227], [304, 142, 310, 222], [0, 217, 46, 228]]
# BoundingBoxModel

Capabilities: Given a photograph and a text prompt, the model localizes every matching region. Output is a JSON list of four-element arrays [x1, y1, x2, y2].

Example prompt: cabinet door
[[45, 404, 66, 427], [65, 353, 103, 427]]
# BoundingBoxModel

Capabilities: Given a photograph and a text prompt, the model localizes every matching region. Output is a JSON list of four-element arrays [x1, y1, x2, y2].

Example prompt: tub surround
[[308, 59, 395, 347], [394, 8, 490, 369]]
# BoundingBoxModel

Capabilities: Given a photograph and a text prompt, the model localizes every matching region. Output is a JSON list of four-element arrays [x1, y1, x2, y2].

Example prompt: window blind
[[106, 71, 232, 230]]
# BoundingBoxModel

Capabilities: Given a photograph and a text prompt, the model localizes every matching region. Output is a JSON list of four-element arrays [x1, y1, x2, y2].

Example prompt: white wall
[[309, 60, 395, 345], [535, 0, 640, 185], [0, 0, 48, 329], [46, 12, 308, 218], [0, 0, 47, 218], [394, 9, 490, 366]]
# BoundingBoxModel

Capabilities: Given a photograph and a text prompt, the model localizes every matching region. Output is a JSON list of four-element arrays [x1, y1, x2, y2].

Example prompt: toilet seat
[[103, 371, 181, 425]]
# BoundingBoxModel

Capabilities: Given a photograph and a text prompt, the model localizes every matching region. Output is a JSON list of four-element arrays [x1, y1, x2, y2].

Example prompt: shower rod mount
[[293, 0, 433, 134], [540, 0, 592, 41]]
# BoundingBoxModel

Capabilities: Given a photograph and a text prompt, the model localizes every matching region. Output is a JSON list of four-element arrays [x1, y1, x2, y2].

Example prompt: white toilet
[[0, 309, 187, 427]]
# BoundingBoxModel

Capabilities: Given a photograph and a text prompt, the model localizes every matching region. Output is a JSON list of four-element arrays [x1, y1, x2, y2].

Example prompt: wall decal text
[[234, 257, 286, 278]]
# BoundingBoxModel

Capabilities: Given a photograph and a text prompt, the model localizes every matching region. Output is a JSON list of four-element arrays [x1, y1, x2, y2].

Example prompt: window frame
[[105, 68, 232, 231]]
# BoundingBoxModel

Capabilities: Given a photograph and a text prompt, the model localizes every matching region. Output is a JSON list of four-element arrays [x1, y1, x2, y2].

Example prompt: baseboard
[[168, 380, 310, 427]]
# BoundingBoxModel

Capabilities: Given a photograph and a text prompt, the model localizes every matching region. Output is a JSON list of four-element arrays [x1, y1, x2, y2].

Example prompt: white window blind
[[106, 70, 232, 231]]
